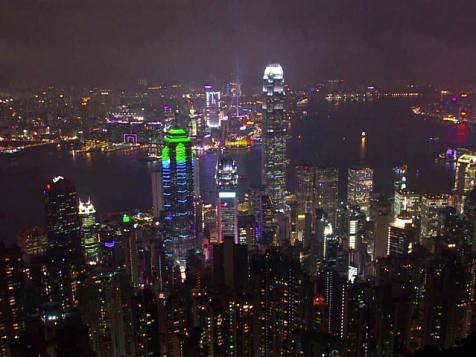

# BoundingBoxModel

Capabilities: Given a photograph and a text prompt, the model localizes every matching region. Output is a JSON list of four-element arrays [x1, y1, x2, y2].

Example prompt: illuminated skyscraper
[[262, 64, 287, 212], [16, 226, 48, 257], [161, 128, 195, 267], [44, 176, 81, 255], [393, 190, 421, 220], [387, 210, 416, 256], [205, 85, 221, 128], [315, 267, 348, 339], [216, 156, 239, 243], [78, 198, 99, 264], [454, 153, 476, 212], [420, 194, 449, 241], [348, 205, 365, 250], [454, 153, 476, 194], [347, 167, 373, 214], [295, 165, 315, 216], [0, 245, 25, 352], [188, 108, 199, 137], [226, 82, 241, 117], [315, 167, 339, 226], [393, 164, 408, 192], [238, 215, 257, 247]]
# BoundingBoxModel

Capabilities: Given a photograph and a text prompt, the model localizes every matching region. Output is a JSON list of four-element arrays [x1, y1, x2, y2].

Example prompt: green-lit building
[[78, 198, 99, 264], [161, 128, 195, 268]]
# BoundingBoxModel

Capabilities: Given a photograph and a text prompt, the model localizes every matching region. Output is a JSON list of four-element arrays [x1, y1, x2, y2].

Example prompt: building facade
[[216, 156, 239, 243], [347, 167, 373, 214], [262, 64, 287, 212], [161, 128, 195, 267], [44, 176, 81, 255]]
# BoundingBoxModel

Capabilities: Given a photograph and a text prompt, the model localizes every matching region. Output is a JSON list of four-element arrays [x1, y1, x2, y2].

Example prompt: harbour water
[[1, 98, 475, 242]]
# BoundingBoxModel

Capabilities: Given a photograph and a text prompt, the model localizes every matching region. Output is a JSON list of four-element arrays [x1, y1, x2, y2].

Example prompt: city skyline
[[1, 4, 476, 356]]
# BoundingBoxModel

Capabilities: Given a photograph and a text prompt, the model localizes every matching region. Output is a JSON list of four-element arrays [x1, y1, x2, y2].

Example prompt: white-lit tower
[[216, 156, 239, 243], [205, 85, 221, 128], [78, 198, 99, 264], [262, 64, 287, 212]]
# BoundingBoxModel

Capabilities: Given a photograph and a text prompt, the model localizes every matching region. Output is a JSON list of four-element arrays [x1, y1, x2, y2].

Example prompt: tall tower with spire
[[262, 64, 287, 212]]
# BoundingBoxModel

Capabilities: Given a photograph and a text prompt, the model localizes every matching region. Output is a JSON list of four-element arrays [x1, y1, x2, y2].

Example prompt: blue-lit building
[[161, 128, 195, 268]]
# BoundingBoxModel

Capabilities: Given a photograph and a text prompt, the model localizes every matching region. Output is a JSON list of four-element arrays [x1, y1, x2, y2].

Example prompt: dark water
[[1, 98, 475, 242], [288, 97, 476, 194]]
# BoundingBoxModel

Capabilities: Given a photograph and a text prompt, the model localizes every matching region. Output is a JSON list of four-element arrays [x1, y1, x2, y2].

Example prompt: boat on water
[[0, 147, 24, 158], [140, 153, 161, 162]]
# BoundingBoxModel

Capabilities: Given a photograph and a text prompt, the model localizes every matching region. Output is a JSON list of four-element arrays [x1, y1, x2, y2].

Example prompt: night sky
[[1, 0, 476, 87]]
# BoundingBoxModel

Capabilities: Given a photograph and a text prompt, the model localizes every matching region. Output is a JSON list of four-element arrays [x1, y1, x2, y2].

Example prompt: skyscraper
[[315, 167, 339, 226], [393, 189, 421, 220], [78, 198, 99, 264], [262, 64, 287, 212], [161, 128, 195, 268], [348, 205, 366, 250], [151, 170, 163, 219], [347, 167, 373, 214], [216, 156, 239, 243], [205, 85, 221, 128], [454, 154, 476, 194], [454, 153, 476, 213], [387, 210, 416, 256], [16, 226, 48, 257], [295, 165, 315, 216], [420, 194, 449, 242], [226, 82, 241, 118], [0, 244, 25, 353], [393, 164, 408, 192], [44, 176, 81, 255]]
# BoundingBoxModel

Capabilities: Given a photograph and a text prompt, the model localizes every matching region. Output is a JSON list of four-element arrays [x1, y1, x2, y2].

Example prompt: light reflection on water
[[0, 99, 475, 242]]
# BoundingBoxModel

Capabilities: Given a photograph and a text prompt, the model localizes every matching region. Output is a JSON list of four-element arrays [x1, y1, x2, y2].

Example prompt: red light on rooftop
[[313, 296, 326, 306], [45, 184, 52, 191]]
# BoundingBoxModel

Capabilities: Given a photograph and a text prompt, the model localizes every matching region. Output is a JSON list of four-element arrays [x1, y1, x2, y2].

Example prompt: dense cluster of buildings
[[1, 66, 476, 357]]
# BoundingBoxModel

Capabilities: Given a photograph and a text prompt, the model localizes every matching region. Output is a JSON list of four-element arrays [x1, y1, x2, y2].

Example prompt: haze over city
[[2, 1, 476, 86], [1, 1, 476, 357]]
